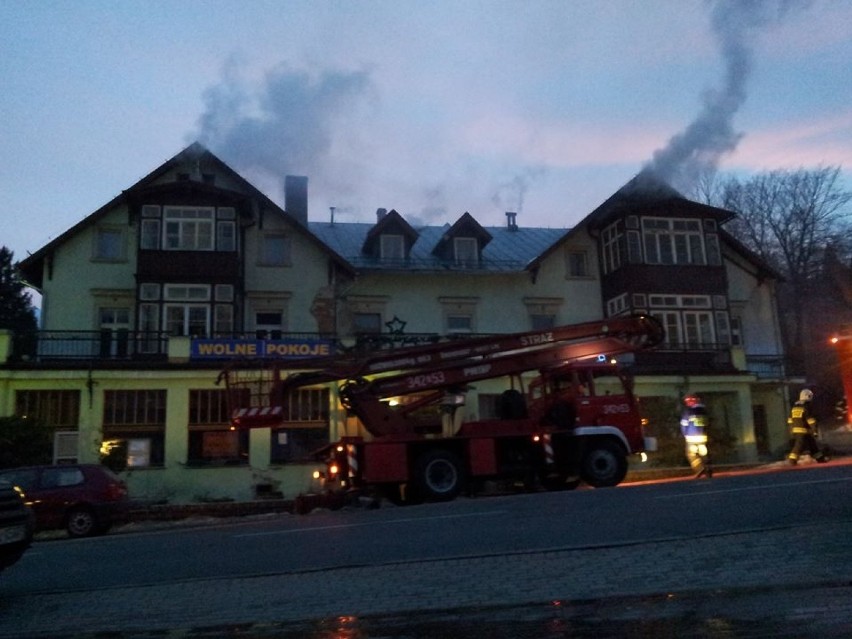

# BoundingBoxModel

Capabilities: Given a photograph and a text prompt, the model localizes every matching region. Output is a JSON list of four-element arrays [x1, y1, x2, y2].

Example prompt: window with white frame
[[137, 303, 160, 353], [525, 298, 562, 329], [353, 312, 382, 334], [565, 250, 590, 278], [98, 307, 132, 356], [705, 232, 721, 265], [380, 234, 405, 260], [94, 227, 125, 261], [454, 237, 478, 266], [601, 223, 623, 273], [214, 305, 234, 337], [164, 207, 214, 250], [213, 286, 236, 337], [648, 294, 717, 349], [653, 311, 682, 347], [447, 314, 474, 333], [530, 314, 555, 329], [217, 207, 236, 251], [140, 205, 161, 249], [441, 297, 478, 334], [606, 293, 629, 317], [642, 218, 706, 265], [715, 311, 731, 345], [217, 220, 236, 251], [255, 310, 285, 337], [683, 311, 715, 346], [259, 232, 291, 266], [164, 284, 210, 337], [730, 315, 743, 346]]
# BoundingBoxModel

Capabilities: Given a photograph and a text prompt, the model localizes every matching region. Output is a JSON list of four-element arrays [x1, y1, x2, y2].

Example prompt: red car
[[0, 465, 129, 537]]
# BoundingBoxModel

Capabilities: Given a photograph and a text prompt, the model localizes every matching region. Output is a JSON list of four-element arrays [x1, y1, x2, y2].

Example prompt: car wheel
[[415, 450, 465, 502], [581, 440, 628, 487], [66, 506, 99, 537]]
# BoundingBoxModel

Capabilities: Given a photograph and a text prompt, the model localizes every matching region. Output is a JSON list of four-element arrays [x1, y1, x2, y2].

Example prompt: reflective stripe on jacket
[[788, 401, 816, 435], [681, 406, 708, 443]]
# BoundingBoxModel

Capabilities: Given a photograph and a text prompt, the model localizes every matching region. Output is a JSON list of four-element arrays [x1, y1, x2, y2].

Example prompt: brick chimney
[[285, 175, 308, 226], [506, 211, 518, 231]]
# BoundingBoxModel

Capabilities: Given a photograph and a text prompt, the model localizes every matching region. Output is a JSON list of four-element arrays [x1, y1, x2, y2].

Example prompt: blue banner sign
[[191, 338, 334, 360]]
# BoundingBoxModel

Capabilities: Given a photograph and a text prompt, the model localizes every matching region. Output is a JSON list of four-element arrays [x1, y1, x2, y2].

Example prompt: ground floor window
[[187, 389, 248, 465], [187, 429, 249, 466], [102, 390, 167, 468], [15, 389, 80, 428], [270, 425, 328, 463], [100, 432, 165, 468], [270, 388, 330, 463], [15, 389, 81, 464]]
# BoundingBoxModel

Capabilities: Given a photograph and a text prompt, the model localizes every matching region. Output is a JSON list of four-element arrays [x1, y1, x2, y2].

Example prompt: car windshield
[[0, 469, 39, 491]]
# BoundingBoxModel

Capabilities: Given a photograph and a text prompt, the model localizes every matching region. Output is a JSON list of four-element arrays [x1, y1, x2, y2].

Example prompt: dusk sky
[[2, 0, 851, 262]]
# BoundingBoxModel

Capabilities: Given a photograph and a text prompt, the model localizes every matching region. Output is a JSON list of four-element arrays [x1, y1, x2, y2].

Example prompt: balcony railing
[[17, 330, 172, 361], [6, 330, 797, 381], [744, 354, 790, 380]]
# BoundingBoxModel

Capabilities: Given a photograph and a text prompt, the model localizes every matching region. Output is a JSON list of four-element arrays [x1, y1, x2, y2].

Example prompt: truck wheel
[[415, 450, 465, 502], [581, 440, 627, 488]]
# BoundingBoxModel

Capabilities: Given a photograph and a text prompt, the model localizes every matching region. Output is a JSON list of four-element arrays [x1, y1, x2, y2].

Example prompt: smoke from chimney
[[645, 0, 803, 192], [192, 59, 374, 210]]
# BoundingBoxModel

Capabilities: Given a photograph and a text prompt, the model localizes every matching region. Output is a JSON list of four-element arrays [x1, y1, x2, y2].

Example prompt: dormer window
[[380, 234, 405, 260], [361, 210, 418, 262], [433, 213, 491, 266], [454, 237, 478, 266]]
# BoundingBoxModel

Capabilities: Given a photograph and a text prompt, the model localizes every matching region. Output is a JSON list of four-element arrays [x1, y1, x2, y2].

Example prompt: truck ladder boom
[[362, 332, 651, 400], [277, 314, 663, 394]]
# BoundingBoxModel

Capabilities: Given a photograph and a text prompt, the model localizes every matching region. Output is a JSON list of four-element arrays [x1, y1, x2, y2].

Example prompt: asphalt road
[[2, 460, 851, 637]]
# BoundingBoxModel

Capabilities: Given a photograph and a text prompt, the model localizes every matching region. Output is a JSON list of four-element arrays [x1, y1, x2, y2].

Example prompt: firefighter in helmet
[[787, 389, 829, 465], [680, 394, 712, 478]]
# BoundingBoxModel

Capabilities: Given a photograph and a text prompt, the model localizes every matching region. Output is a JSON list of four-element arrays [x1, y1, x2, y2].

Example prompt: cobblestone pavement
[[1, 518, 851, 638]]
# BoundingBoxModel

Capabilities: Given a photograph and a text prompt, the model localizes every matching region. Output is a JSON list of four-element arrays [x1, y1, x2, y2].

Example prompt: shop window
[[102, 389, 166, 467], [187, 389, 248, 466]]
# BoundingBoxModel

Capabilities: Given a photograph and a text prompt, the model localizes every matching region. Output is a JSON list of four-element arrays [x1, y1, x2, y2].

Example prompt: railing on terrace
[[744, 354, 791, 380], [8, 330, 797, 381], [13, 330, 172, 361], [9, 329, 450, 363], [631, 342, 733, 373]]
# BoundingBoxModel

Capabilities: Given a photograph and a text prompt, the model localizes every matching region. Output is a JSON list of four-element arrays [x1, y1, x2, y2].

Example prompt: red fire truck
[[831, 326, 852, 424], [222, 314, 664, 503]]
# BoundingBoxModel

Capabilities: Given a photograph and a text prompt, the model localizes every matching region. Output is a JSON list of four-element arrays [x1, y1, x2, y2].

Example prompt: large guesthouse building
[[2, 143, 794, 503]]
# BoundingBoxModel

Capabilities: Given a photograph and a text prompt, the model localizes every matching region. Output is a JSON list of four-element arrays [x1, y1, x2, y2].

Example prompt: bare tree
[[695, 166, 852, 374]]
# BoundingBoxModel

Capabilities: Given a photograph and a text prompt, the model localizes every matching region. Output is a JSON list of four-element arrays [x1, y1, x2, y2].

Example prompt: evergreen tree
[[0, 246, 38, 360]]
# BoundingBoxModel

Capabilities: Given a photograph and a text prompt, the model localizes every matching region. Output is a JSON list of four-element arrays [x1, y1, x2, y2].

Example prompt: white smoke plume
[[491, 167, 546, 215], [645, 0, 805, 192], [193, 58, 375, 204]]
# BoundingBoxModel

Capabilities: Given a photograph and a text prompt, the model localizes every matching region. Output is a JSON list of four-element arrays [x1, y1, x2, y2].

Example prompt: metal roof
[[308, 221, 566, 272]]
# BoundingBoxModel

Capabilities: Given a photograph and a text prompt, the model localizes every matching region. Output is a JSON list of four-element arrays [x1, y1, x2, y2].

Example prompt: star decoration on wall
[[385, 316, 407, 334]]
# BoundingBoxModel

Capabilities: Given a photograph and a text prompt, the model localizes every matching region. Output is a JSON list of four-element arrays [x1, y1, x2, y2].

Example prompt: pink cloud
[[728, 111, 852, 170]]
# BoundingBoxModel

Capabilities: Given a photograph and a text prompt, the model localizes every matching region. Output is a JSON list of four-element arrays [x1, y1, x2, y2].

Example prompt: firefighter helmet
[[799, 389, 814, 402], [683, 394, 701, 407]]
